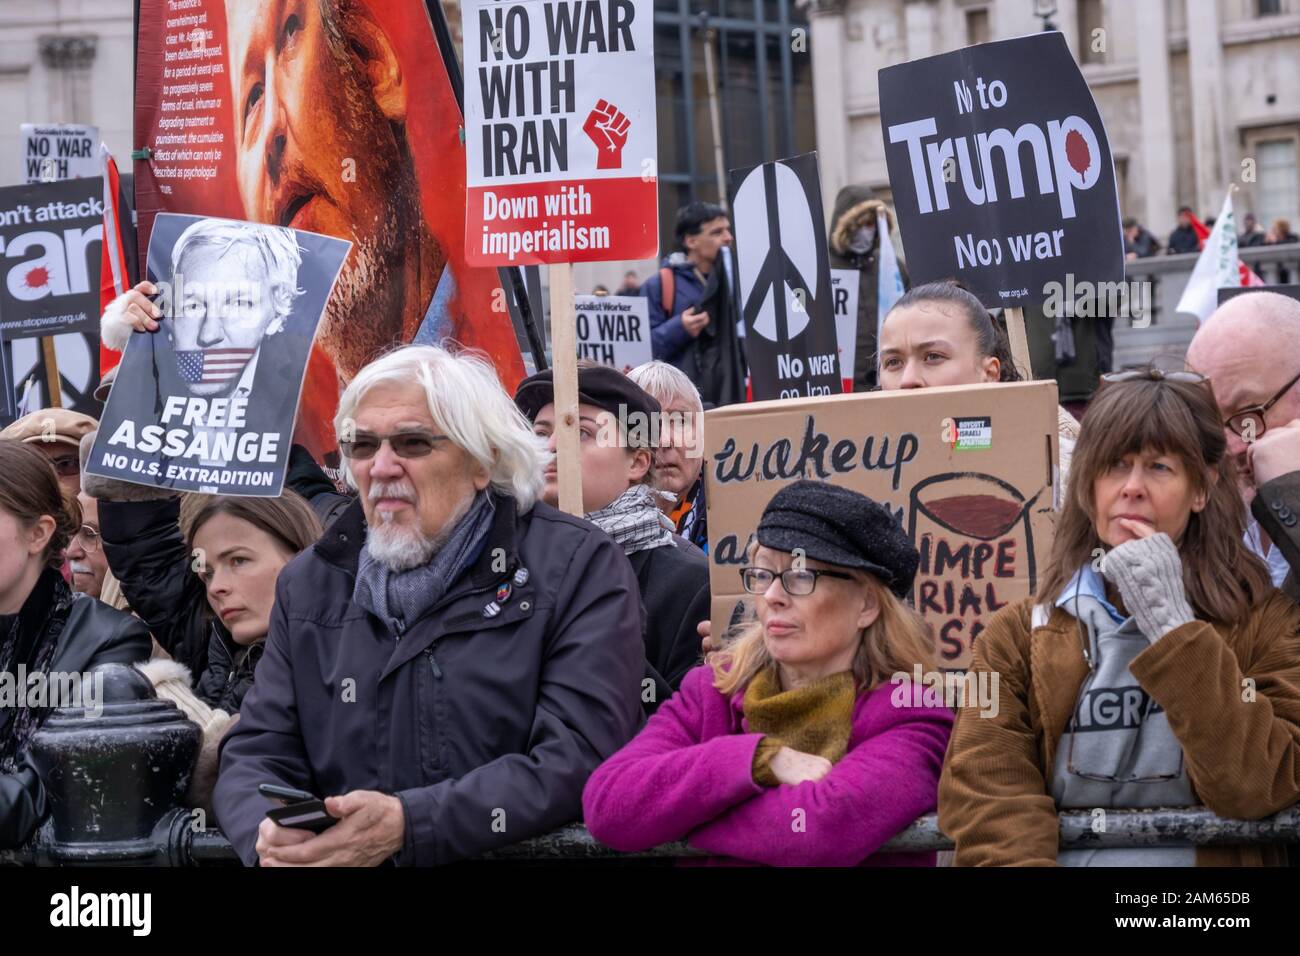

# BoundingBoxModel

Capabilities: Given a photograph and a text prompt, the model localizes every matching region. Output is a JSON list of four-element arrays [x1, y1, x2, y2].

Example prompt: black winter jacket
[[212, 495, 646, 866], [629, 537, 710, 700], [0, 572, 151, 847]]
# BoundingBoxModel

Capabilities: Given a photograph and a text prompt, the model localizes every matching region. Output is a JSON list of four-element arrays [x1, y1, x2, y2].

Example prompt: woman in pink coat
[[583, 480, 953, 866]]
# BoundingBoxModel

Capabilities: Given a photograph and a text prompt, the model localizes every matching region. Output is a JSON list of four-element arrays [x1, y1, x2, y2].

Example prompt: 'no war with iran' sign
[[878, 32, 1123, 308], [463, 0, 658, 266]]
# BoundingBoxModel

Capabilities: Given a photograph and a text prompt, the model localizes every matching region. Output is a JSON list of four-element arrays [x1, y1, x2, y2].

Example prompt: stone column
[[1135, 1, 1177, 232], [808, 0, 848, 219], [38, 34, 98, 125], [1185, 0, 1232, 216], [904, 0, 937, 61]]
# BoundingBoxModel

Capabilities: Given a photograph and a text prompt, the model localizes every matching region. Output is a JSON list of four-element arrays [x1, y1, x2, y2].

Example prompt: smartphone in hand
[[258, 782, 338, 834]]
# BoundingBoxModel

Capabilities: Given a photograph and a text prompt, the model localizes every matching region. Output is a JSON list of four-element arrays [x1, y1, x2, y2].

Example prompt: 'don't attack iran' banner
[[463, 0, 658, 265], [87, 214, 350, 497], [132, 0, 526, 473], [878, 32, 1123, 308], [0, 178, 104, 340]]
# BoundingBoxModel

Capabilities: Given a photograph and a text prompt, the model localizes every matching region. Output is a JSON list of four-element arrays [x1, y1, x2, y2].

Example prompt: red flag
[[1189, 212, 1210, 251], [99, 144, 133, 375]]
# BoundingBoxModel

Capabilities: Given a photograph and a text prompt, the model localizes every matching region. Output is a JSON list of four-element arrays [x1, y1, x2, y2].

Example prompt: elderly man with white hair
[[212, 345, 645, 866], [1187, 291, 1300, 600], [628, 360, 709, 552]]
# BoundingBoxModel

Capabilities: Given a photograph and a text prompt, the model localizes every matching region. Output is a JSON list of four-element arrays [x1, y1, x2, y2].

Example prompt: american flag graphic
[[175, 348, 256, 384]]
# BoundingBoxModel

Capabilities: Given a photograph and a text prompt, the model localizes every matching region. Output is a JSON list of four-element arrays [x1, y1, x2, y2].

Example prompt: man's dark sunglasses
[[338, 431, 450, 460]]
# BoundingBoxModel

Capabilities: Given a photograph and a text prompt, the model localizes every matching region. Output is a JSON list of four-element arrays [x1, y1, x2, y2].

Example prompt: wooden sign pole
[[548, 263, 584, 516], [40, 336, 62, 408], [1004, 306, 1032, 380]]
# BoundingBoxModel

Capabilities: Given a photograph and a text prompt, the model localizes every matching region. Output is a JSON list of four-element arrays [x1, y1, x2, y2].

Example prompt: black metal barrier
[[2, 665, 1296, 865], [3, 806, 1299, 866]]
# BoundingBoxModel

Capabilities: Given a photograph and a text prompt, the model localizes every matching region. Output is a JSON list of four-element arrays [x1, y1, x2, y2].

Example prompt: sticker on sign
[[463, 0, 658, 265]]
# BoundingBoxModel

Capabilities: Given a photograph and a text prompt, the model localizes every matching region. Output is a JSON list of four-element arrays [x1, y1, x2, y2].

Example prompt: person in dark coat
[[827, 185, 908, 391], [1167, 206, 1201, 254], [516, 364, 712, 704], [213, 345, 645, 866], [1123, 217, 1160, 258], [0, 440, 151, 848], [642, 202, 747, 407], [87, 452, 323, 712], [1238, 213, 1267, 248]]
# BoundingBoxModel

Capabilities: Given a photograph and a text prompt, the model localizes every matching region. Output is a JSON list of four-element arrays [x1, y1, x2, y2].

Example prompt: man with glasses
[[1187, 291, 1300, 595], [213, 345, 644, 867], [66, 492, 110, 600], [0, 408, 97, 495]]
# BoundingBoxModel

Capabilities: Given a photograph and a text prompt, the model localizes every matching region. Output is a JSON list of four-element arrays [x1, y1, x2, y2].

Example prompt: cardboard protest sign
[[574, 294, 651, 369], [704, 381, 1059, 669], [86, 214, 350, 496], [0, 178, 104, 340], [21, 124, 100, 183], [831, 268, 860, 392], [730, 151, 841, 400], [462, 0, 658, 266], [878, 32, 1123, 309], [131, 0, 527, 478]]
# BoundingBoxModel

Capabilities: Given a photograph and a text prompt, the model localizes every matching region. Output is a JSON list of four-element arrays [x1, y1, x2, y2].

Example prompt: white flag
[[876, 211, 905, 343], [1176, 191, 1239, 324]]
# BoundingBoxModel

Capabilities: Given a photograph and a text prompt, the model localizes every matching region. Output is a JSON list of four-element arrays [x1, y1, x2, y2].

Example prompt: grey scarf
[[353, 491, 496, 636], [586, 484, 676, 555]]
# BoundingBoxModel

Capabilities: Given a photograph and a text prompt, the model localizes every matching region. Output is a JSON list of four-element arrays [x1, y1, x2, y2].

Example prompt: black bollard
[[26, 662, 201, 864]]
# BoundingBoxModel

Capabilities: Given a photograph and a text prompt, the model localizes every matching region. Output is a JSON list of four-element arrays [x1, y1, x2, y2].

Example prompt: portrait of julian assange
[[89, 213, 350, 497]]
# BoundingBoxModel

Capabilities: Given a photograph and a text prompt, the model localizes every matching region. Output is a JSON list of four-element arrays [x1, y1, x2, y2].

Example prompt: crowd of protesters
[[4, 189, 1300, 868]]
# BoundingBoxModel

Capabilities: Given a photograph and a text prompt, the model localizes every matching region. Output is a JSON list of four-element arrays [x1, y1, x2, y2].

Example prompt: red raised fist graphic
[[583, 99, 630, 170]]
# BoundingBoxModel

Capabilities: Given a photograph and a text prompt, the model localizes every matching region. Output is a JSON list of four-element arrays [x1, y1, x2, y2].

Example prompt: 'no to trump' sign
[[878, 32, 1123, 308], [463, 0, 658, 265]]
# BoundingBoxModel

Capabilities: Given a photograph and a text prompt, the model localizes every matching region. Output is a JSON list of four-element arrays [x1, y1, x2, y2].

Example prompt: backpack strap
[[660, 266, 675, 317]]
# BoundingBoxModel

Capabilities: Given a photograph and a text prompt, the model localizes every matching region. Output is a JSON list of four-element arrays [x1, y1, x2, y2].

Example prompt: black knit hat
[[756, 480, 919, 598], [514, 366, 661, 443]]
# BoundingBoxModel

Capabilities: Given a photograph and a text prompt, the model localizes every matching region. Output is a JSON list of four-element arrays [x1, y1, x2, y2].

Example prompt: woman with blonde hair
[[583, 480, 953, 866], [940, 368, 1300, 866]]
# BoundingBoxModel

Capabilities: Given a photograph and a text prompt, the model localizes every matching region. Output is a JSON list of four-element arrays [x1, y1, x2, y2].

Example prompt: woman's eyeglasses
[[339, 431, 450, 460], [739, 566, 853, 596]]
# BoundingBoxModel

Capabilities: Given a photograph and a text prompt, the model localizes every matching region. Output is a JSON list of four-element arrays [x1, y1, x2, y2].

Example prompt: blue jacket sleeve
[[644, 275, 692, 363]]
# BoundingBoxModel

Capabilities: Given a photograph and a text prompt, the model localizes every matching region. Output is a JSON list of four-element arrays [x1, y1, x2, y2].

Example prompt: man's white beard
[[364, 480, 474, 572]]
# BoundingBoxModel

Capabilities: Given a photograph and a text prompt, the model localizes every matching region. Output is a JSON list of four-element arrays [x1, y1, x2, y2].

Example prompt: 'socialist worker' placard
[[703, 381, 1059, 670], [87, 214, 351, 497], [463, 0, 658, 265], [878, 32, 1123, 308], [574, 294, 652, 370]]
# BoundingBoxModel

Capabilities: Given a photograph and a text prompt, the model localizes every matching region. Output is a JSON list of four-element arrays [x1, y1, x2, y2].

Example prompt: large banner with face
[[878, 32, 1123, 308], [132, 0, 526, 477], [703, 381, 1059, 670], [86, 214, 350, 496]]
